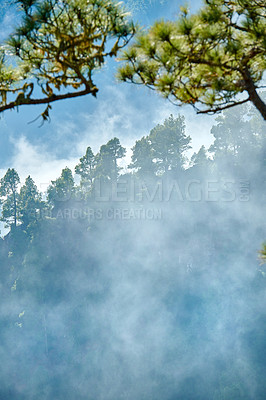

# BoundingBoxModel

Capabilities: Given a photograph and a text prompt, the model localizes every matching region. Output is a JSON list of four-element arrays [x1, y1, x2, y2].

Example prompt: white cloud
[[9, 136, 78, 192], [1, 84, 216, 193], [72, 84, 215, 161]]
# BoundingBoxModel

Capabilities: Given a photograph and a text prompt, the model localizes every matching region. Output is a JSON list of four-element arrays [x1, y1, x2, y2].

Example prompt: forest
[[0, 104, 266, 400], [0, 0, 266, 399]]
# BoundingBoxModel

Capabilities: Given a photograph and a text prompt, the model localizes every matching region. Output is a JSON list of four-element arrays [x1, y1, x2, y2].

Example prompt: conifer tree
[[95, 138, 126, 182], [19, 175, 42, 227], [0, 0, 135, 120], [149, 114, 191, 174], [47, 167, 75, 207], [130, 115, 191, 176], [75, 147, 95, 191], [190, 145, 209, 168], [0, 168, 20, 227], [129, 136, 155, 177], [118, 0, 266, 119]]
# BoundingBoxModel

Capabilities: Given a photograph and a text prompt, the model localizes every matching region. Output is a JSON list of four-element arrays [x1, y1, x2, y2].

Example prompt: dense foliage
[[118, 0, 266, 119], [0, 0, 265, 122], [0, 0, 135, 120], [0, 106, 266, 399]]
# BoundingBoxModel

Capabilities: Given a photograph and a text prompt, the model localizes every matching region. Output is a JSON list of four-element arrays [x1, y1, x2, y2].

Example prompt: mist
[[0, 106, 266, 400]]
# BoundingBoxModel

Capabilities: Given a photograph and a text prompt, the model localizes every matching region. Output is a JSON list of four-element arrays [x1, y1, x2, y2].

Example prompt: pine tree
[[190, 145, 209, 168], [47, 167, 75, 208], [129, 115, 191, 177], [75, 147, 96, 192], [0, 0, 136, 120], [118, 0, 266, 119], [129, 136, 155, 178], [209, 106, 262, 164], [149, 114, 191, 175], [0, 168, 20, 227], [95, 138, 126, 182], [19, 176, 42, 227]]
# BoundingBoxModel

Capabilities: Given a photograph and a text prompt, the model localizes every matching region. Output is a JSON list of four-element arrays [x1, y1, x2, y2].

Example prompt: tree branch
[[0, 86, 98, 113], [197, 98, 250, 115]]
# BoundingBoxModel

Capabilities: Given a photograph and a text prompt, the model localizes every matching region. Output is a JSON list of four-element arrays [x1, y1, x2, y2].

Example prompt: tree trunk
[[243, 68, 266, 120]]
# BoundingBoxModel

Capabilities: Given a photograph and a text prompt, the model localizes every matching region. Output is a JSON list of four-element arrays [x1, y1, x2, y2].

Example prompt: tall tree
[[118, 0, 266, 119], [19, 175, 42, 227], [0, 168, 20, 227], [190, 145, 209, 168], [95, 138, 126, 182], [129, 136, 155, 178], [149, 114, 191, 175], [75, 147, 96, 192], [47, 167, 75, 208], [209, 106, 262, 163], [129, 115, 191, 177], [0, 0, 135, 120]]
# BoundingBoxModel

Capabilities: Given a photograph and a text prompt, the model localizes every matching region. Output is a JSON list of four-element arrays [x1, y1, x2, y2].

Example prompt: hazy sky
[[0, 0, 215, 189]]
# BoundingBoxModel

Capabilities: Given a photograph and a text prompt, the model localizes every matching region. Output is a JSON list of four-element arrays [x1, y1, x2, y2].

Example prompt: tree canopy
[[130, 114, 191, 176], [0, 168, 20, 227], [75, 146, 95, 187], [0, 0, 135, 120], [47, 166, 75, 205], [1, 0, 265, 121], [95, 137, 126, 182], [19, 175, 43, 227], [118, 0, 266, 119]]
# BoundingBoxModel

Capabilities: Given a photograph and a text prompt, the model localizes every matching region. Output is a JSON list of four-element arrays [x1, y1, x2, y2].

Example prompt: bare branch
[[197, 98, 250, 115]]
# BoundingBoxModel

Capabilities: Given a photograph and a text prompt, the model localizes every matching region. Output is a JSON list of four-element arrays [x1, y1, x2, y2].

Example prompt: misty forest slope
[[0, 106, 266, 400]]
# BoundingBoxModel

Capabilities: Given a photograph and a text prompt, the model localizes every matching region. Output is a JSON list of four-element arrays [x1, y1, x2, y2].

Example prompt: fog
[[0, 107, 266, 400]]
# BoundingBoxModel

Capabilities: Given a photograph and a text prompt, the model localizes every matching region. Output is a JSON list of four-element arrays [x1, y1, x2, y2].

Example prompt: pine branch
[[197, 98, 250, 114], [0, 86, 98, 113]]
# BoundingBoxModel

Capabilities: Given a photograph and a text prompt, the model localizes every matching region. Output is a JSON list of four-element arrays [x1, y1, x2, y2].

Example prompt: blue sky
[[0, 0, 215, 190]]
